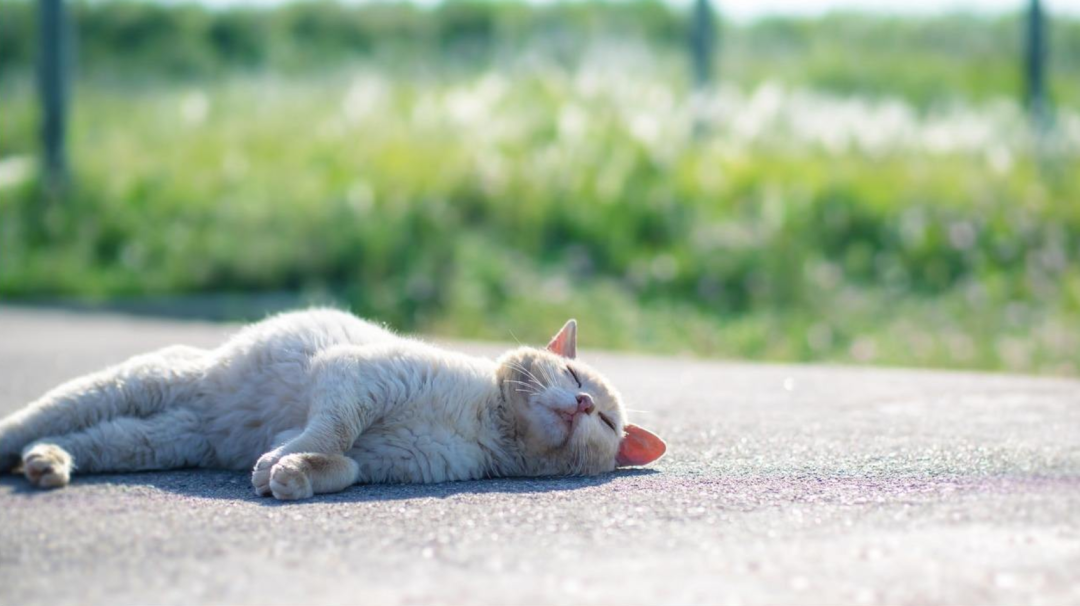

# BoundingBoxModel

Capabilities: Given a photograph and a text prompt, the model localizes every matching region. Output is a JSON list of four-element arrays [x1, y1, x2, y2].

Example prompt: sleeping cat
[[0, 309, 665, 500]]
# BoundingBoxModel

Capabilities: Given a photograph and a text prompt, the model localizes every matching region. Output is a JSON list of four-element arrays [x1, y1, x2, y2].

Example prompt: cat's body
[[0, 309, 664, 499]]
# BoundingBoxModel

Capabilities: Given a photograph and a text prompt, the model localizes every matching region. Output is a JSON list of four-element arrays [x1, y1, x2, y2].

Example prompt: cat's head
[[495, 320, 666, 476]]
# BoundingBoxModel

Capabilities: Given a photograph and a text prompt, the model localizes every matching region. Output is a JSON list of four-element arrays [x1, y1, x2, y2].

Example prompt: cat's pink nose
[[576, 393, 595, 414]]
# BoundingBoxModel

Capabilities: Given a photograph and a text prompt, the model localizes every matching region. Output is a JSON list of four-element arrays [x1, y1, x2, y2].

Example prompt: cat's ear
[[546, 319, 577, 359], [616, 424, 666, 467]]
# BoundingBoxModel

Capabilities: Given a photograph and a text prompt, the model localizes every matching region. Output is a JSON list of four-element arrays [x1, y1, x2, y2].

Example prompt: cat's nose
[[576, 393, 595, 414]]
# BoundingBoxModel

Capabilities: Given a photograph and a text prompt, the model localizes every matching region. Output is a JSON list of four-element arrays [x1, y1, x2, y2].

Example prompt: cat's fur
[[0, 309, 665, 499]]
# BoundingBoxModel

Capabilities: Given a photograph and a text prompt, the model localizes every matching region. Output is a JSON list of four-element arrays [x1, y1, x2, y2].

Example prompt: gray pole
[[39, 0, 70, 190], [690, 0, 715, 90], [1024, 0, 1048, 127], [689, 0, 715, 138]]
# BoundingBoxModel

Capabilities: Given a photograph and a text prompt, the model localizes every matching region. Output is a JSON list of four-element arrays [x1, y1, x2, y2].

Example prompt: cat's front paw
[[269, 455, 314, 500], [252, 450, 283, 497], [23, 444, 72, 489]]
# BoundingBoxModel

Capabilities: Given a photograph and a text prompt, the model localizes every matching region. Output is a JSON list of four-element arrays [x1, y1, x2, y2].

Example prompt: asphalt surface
[[1, 306, 1078, 605]]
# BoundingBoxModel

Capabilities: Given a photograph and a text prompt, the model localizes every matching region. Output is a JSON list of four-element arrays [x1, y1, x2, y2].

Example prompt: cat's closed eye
[[598, 411, 617, 432], [566, 366, 582, 388]]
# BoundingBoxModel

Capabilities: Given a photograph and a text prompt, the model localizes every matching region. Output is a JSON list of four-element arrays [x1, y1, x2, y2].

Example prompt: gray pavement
[[0, 306, 1078, 605]]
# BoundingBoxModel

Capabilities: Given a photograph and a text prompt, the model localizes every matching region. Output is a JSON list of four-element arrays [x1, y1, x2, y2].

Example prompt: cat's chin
[[523, 404, 578, 448]]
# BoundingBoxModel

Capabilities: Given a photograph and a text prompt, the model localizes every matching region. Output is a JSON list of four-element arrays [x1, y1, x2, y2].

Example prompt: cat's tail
[[0, 345, 209, 472]]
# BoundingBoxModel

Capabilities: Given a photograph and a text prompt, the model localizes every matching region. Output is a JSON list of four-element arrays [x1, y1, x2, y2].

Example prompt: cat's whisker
[[505, 360, 530, 379], [516, 374, 544, 393], [536, 362, 557, 387], [505, 379, 539, 395], [547, 365, 560, 386], [574, 443, 587, 475], [507, 361, 546, 391], [511, 359, 540, 381]]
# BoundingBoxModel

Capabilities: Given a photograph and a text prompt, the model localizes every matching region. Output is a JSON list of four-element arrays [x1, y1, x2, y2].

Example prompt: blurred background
[[1, 0, 1078, 374]]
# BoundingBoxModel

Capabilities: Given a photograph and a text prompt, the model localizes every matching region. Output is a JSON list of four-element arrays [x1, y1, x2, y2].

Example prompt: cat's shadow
[[0, 468, 658, 505]]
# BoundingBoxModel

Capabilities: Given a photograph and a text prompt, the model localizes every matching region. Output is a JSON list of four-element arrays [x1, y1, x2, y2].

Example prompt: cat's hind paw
[[269, 455, 314, 501], [23, 444, 72, 489]]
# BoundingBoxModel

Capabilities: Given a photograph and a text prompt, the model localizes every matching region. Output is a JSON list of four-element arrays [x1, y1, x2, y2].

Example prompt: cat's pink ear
[[616, 424, 666, 467], [546, 319, 577, 359]]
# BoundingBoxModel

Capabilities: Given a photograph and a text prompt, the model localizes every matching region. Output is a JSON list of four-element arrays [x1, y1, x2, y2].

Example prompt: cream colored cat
[[0, 309, 665, 500]]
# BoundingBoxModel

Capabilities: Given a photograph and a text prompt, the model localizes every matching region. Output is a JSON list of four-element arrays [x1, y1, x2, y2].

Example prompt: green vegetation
[[1, 2, 1079, 374]]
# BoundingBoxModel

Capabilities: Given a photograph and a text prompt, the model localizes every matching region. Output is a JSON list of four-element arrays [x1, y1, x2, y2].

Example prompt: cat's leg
[[263, 452, 361, 500], [252, 345, 413, 498], [20, 407, 212, 489], [0, 345, 208, 472]]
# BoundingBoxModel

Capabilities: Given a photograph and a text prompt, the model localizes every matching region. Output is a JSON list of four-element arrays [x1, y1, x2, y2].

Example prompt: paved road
[[1, 306, 1078, 605]]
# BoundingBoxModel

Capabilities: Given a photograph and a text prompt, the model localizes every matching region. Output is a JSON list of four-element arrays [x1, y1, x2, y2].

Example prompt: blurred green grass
[[1, 2, 1079, 374]]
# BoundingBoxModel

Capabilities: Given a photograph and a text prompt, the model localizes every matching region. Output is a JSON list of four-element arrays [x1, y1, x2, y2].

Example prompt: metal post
[[1024, 0, 1048, 128], [39, 0, 70, 190], [690, 0, 715, 90], [689, 0, 716, 139]]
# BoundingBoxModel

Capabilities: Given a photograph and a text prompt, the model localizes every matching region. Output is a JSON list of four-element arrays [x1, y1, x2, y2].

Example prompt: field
[[1, 2, 1079, 374]]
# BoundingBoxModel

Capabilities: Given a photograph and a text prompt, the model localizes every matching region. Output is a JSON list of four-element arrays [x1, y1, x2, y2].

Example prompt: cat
[[0, 309, 665, 500]]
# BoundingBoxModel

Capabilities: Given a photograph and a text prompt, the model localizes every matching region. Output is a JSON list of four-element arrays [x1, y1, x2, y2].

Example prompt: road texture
[[1, 306, 1078, 605]]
